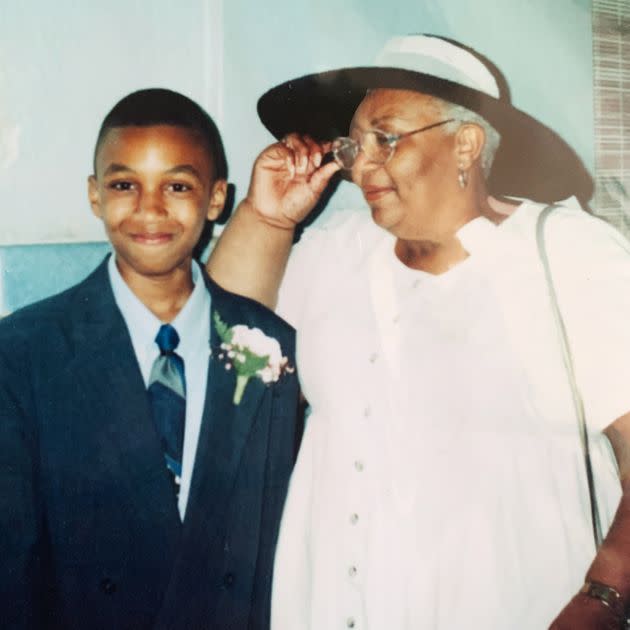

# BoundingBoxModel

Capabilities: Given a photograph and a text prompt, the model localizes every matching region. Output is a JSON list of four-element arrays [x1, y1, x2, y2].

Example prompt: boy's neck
[[117, 258, 196, 323]]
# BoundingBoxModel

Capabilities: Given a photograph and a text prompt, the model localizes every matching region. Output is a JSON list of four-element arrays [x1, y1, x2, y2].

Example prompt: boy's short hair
[[93, 88, 228, 180]]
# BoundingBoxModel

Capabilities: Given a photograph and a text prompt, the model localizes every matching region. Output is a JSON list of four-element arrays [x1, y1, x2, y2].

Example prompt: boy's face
[[88, 125, 226, 282]]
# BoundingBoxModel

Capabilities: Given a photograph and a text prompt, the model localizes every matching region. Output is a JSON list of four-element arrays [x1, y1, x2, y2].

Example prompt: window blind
[[592, 0, 630, 234]]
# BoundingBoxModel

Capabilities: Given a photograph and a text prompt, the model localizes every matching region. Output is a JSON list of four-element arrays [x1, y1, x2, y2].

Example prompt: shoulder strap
[[536, 204, 603, 549]]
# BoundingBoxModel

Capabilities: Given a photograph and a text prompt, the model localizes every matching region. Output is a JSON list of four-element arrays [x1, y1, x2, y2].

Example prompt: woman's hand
[[208, 134, 339, 307], [549, 591, 623, 630], [245, 133, 340, 230]]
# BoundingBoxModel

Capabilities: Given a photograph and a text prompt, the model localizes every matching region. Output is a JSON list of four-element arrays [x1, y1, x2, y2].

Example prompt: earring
[[458, 167, 468, 189]]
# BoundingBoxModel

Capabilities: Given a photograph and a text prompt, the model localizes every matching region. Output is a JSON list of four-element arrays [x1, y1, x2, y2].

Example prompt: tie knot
[[155, 324, 180, 354]]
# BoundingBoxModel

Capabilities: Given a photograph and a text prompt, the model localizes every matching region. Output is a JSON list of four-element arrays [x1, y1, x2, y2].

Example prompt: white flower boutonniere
[[213, 311, 294, 405]]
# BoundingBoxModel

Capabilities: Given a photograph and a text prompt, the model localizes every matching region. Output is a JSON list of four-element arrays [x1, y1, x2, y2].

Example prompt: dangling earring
[[458, 167, 468, 189]]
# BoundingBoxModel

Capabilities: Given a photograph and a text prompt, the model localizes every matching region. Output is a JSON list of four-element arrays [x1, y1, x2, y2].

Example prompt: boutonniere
[[212, 311, 294, 405]]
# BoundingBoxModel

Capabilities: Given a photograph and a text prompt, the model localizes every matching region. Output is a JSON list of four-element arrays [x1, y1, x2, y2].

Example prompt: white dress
[[271, 199, 629, 630]]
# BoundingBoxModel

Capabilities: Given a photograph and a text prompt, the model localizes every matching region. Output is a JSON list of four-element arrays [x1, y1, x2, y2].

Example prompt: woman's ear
[[206, 179, 228, 221], [454, 123, 485, 171]]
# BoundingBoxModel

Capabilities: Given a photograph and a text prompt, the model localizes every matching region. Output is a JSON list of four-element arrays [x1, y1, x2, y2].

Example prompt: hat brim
[[257, 67, 593, 204]]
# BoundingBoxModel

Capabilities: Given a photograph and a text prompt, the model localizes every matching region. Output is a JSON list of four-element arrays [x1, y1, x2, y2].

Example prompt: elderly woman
[[209, 35, 630, 629]]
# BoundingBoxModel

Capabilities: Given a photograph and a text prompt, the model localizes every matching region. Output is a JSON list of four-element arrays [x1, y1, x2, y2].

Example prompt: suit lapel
[[67, 260, 182, 534], [180, 278, 266, 545]]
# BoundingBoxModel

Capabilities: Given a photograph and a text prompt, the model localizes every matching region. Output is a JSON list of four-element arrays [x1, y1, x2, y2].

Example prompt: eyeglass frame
[[331, 118, 456, 170]]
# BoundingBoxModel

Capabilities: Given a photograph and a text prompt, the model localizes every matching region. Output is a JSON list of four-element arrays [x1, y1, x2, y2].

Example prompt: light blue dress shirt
[[108, 256, 210, 520]]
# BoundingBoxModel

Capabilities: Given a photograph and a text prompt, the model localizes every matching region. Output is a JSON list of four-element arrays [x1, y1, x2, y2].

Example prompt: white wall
[[0, 0, 222, 245]]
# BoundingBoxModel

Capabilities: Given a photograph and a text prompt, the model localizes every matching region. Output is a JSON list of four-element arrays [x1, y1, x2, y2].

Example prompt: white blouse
[[271, 199, 629, 630]]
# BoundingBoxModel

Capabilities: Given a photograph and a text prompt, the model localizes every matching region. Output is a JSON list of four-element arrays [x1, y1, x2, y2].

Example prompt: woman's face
[[349, 89, 461, 241]]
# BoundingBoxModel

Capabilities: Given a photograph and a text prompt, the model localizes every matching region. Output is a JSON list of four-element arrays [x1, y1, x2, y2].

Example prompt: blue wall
[[0, 243, 111, 316]]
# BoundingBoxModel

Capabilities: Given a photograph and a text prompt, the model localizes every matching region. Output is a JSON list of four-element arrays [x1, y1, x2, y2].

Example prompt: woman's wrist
[[587, 531, 630, 603], [580, 580, 629, 625], [239, 197, 299, 232]]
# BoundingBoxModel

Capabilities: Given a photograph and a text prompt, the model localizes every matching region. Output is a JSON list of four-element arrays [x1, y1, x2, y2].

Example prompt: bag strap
[[536, 204, 603, 549]]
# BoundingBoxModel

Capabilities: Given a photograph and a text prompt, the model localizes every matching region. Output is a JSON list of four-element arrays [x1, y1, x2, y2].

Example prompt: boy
[[0, 89, 300, 629]]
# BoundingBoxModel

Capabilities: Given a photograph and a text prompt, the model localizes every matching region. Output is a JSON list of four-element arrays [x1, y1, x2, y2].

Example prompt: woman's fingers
[[285, 134, 339, 193], [282, 133, 311, 175], [281, 133, 331, 176], [256, 134, 337, 202], [309, 160, 341, 194], [302, 135, 325, 170], [246, 135, 340, 227]]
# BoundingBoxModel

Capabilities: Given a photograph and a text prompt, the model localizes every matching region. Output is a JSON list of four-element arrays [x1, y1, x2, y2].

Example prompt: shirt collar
[[455, 215, 501, 256], [171, 262, 210, 356], [347, 203, 528, 267], [108, 256, 209, 355]]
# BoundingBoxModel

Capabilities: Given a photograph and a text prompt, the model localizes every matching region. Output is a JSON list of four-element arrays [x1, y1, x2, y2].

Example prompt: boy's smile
[[88, 125, 226, 289]]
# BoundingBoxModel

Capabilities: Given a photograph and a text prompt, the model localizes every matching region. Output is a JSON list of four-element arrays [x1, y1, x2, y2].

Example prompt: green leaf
[[231, 346, 269, 376], [241, 349, 269, 373], [213, 311, 233, 343]]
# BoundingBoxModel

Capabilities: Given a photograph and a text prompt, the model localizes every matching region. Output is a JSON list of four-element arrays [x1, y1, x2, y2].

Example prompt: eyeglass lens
[[331, 138, 359, 170], [332, 130, 392, 170]]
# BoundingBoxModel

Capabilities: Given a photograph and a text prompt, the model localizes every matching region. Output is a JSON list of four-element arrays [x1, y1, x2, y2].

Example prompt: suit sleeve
[[0, 328, 45, 628]]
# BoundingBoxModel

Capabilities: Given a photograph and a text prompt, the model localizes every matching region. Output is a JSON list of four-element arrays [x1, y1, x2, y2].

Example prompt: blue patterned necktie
[[148, 324, 186, 496]]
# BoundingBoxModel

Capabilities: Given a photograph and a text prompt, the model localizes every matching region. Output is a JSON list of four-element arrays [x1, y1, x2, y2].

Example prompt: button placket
[[341, 343, 378, 630], [345, 435, 365, 622]]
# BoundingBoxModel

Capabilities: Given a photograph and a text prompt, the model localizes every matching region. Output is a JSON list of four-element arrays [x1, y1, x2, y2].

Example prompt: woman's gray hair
[[436, 99, 501, 178]]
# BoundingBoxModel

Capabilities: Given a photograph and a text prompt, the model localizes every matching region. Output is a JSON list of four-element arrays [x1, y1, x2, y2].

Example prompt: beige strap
[[536, 204, 603, 549]]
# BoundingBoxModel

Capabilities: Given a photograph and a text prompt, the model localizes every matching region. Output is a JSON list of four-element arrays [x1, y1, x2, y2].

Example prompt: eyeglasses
[[331, 118, 455, 170]]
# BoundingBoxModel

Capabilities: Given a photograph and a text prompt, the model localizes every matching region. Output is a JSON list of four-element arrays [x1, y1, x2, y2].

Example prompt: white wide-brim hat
[[257, 34, 593, 204]]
